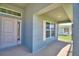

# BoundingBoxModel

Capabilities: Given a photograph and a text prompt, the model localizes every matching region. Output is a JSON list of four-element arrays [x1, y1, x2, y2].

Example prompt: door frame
[[17, 19, 22, 45]]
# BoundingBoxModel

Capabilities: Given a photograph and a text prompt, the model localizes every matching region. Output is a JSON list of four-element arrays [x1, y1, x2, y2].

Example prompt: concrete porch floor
[[0, 41, 71, 56]]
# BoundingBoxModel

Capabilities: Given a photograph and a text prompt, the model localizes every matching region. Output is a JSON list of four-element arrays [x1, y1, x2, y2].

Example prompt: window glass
[[64, 28, 69, 34], [7, 10, 12, 14], [1, 8, 6, 13], [46, 22, 50, 29], [46, 31, 50, 38], [17, 13, 21, 16], [0, 8, 21, 17], [50, 23, 55, 37], [0, 8, 2, 12], [44, 21, 55, 39], [46, 22, 50, 38]]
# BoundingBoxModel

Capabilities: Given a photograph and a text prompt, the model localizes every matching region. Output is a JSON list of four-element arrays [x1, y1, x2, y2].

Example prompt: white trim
[[0, 12, 22, 18], [0, 7, 22, 18], [0, 7, 22, 14], [43, 20, 46, 41], [49, 22, 51, 38], [43, 20, 56, 41]]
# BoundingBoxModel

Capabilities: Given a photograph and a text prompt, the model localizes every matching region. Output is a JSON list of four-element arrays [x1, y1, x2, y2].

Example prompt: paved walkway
[[57, 44, 71, 56], [0, 41, 70, 56]]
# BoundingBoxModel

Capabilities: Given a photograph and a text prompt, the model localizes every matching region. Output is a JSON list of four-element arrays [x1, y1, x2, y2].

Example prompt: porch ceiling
[[43, 7, 70, 22], [7, 3, 28, 8], [39, 4, 73, 23]]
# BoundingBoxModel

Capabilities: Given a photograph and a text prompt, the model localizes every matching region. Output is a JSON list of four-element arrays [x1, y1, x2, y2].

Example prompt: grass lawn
[[58, 35, 72, 42]]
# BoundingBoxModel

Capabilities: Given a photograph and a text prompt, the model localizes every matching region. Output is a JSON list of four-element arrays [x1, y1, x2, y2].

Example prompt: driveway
[[0, 41, 70, 56]]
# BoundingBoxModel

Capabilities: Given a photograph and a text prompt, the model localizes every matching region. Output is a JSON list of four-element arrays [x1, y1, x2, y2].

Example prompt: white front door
[[1, 16, 21, 48]]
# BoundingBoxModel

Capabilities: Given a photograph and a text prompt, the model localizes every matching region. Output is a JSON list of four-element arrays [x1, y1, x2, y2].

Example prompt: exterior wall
[[23, 3, 58, 53], [33, 15, 58, 53], [0, 16, 2, 48], [58, 25, 72, 35], [73, 4, 79, 56]]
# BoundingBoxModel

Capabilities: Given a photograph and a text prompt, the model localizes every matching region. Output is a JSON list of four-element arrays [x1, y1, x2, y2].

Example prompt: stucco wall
[[73, 4, 79, 56], [33, 15, 58, 53], [23, 3, 58, 52]]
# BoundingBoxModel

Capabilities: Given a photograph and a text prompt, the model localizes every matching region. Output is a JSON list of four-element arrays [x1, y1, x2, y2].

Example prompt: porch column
[[55, 23, 58, 40], [73, 3, 79, 56]]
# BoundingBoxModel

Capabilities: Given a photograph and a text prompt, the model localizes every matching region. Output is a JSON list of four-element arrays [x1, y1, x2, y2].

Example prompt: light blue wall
[[33, 16, 58, 53], [22, 8, 33, 52], [73, 3, 79, 56], [22, 3, 58, 53]]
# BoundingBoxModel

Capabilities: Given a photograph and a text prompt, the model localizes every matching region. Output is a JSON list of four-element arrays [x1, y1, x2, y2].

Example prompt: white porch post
[[55, 23, 58, 40]]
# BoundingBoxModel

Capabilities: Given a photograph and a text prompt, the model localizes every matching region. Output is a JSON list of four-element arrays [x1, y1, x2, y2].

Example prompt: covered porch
[[0, 3, 73, 56]]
